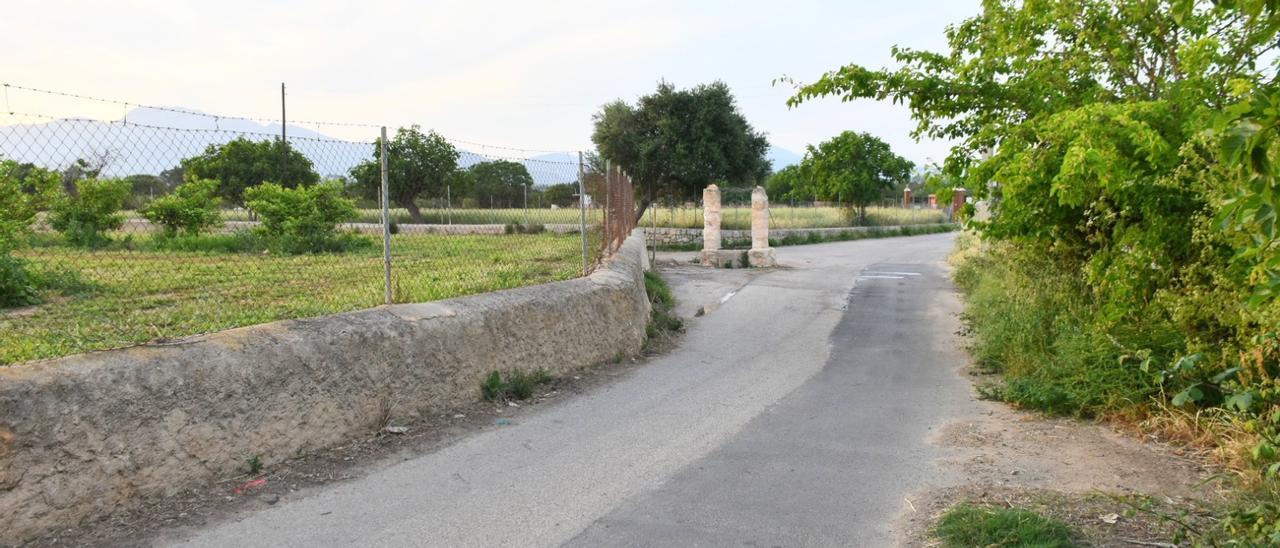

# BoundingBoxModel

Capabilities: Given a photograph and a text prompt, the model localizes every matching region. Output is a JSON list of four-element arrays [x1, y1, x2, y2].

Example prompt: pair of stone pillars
[[699, 185, 776, 268]]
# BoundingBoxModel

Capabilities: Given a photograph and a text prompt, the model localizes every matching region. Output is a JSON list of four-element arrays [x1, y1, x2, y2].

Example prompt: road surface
[[176, 232, 978, 547]]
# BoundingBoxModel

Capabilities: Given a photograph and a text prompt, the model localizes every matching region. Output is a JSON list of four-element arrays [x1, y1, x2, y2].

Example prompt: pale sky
[[3, 0, 978, 165]]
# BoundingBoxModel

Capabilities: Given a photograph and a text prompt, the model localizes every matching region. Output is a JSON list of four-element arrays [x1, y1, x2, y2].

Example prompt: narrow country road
[[174, 232, 978, 547]]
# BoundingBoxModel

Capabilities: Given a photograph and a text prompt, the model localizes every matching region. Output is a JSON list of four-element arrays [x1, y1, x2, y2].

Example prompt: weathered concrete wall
[[0, 230, 651, 544], [650, 225, 946, 247]]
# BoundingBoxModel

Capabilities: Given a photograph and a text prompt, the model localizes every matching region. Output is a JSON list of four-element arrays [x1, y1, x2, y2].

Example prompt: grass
[[935, 504, 1079, 547], [643, 271, 682, 346], [480, 368, 555, 401], [3, 232, 582, 365], [205, 205, 948, 230]]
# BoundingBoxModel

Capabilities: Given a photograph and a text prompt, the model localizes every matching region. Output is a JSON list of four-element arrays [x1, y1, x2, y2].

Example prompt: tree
[[591, 81, 770, 220], [797, 132, 912, 223], [469, 160, 533, 208], [350, 126, 458, 222], [542, 183, 579, 207], [182, 138, 319, 206], [765, 165, 805, 202]]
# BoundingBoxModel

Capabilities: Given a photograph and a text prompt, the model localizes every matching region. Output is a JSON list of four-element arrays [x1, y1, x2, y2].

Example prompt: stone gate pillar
[[748, 186, 776, 267], [903, 187, 913, 208], [699, 184, 721, 265]]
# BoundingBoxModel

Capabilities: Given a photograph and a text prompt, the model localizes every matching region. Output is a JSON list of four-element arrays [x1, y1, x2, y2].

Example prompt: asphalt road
[[176, 232, 977, 547]]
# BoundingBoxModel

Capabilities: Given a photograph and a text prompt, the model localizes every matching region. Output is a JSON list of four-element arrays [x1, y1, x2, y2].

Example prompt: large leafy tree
[[797, 131, 912, 222], [182, 138, 319, 206], [468, 160, 534, 208], [351, 126, 458, 222], [592, 81, 770, 220], [782, 0, 1280, 490]]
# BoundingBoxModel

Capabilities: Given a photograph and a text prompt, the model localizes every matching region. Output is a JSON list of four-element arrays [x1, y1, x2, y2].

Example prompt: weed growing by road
[[934, 504, 1077, 547], [480, 368, 554, 402], [643, 271, 683, 350]]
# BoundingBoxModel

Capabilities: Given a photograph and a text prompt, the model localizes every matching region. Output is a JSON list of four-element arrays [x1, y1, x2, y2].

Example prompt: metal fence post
[[379, 126, 392, 305], [577, 151, 589, 276]]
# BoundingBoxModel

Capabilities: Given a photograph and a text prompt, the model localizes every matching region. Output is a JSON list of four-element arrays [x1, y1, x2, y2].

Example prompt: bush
[[244, 180, 368, 254], [49, 178, 131, 247], [1, 161, 62, 307], [140, 178, 222, 236], [0, 255, 38, 308]]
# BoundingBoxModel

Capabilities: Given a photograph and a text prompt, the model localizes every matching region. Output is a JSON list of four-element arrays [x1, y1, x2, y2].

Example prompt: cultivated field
[[2, 233, 582, 365]]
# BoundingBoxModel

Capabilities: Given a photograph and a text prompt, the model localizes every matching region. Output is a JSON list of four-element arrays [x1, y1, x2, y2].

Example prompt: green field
[[2, 233, 582, 365], [217, 205, 947, 230]]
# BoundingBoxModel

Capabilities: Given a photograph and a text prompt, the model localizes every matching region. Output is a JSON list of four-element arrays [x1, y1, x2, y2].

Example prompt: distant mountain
[[0, 108, 582, 185], [767, 146, 802, 170]]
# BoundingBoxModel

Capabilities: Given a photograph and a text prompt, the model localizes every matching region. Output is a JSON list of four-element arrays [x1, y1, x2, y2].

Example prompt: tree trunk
[[633, 179, 656, 224], [403, 200, 423, 223]]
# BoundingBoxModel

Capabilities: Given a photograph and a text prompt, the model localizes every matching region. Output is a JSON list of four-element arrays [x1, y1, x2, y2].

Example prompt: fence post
[[379, 126, 392, 305], [577, 151, 589, 276]]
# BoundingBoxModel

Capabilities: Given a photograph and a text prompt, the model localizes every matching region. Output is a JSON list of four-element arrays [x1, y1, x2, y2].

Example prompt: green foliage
[[796, 131, 913, 222], [542, 183, 579, 208], [591, 81, 770, 217], [480, 368, 554, 401], [934, 504, 1077, 548], [246, 455, 263, 475], [182, 138, 319, 206], [140, 178, 223, 236], [644, 271, 683, 342], [243, 181, 367, 254], [469, 160, 533, 207], [49, 177, 131, 248], [0, 255, 39, 308], [350, 126, 459, 222], [765, 165, 804, 201], [0, 163, 93, 307]]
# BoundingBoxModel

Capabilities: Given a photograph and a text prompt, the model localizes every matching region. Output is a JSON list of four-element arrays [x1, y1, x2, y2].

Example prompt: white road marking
[[862, 271, 922, 276], [858, 275, 905, 279]]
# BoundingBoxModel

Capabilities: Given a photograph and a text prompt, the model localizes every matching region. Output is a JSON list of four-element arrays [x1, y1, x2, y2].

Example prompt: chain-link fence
[[0, 85, 630, 366]]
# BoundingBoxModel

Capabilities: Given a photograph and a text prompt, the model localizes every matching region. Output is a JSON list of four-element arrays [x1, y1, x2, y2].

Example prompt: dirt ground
[[894, 365, 1229, 547]]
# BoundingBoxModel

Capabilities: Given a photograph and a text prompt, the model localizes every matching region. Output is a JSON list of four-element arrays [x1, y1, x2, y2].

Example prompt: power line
[[1, 82, 583, 155]]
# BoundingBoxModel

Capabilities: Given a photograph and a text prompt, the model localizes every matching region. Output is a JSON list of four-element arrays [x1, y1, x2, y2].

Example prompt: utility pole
[[280, 83, 287, 176], [380, 127, 392, 305]]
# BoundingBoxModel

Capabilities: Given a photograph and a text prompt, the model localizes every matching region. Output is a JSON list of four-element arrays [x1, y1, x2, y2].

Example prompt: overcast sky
[[3, 0, 978, 164]]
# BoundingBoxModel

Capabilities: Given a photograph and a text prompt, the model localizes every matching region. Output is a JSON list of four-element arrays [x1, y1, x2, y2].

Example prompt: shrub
[[1, 161, 62, 307], [244, 180, 367, 253], [140, 178, 223, 236], [49, 177, 131, 247]]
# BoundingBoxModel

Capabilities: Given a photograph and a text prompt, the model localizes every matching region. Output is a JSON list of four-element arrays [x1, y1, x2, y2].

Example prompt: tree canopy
[[350, 126, 458, 222], [797, 131, 912, 220], [468, 160, 534, 208], [591, 81, 770, 219], [181, 138, 319, 206]]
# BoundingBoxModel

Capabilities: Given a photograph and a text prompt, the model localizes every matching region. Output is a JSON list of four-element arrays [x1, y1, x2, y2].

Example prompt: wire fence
[[0, 87, 632, 366]]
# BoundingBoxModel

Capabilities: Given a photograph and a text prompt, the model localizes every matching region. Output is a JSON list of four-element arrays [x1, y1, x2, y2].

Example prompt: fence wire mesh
[[0, 90, 614, 366]]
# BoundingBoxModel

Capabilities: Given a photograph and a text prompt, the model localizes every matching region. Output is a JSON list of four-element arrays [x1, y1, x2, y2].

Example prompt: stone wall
[[649, 225, 946, 247], [0, 230, 651, 544]]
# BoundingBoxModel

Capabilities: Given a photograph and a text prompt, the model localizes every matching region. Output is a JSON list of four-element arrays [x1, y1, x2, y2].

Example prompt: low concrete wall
[[649, 225, 947, 246], [0, 230, 651, 544]]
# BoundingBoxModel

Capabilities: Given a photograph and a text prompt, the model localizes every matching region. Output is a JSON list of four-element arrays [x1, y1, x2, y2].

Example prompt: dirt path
[[894, 367, 1226, 546]]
